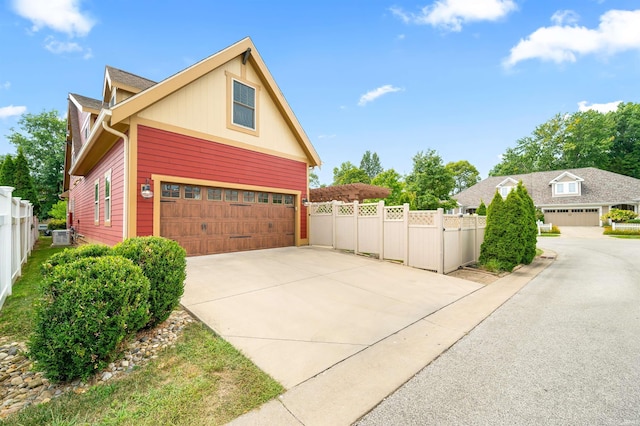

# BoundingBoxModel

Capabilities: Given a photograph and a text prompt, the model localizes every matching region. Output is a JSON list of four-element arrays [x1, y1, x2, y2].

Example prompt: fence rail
[[0, 186, 37, 311], [308, 201, 486, 274]]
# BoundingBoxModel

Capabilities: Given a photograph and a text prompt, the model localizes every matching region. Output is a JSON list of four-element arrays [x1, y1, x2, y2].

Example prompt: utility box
[[52, 230, 71, 246]]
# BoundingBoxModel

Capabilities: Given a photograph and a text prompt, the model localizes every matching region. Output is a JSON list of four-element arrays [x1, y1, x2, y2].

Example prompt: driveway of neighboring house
[[182, 246, 483, 388]]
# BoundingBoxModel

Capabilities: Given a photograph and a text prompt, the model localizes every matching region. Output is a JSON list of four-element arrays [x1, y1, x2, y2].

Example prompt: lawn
[[0, 238, 283, 425]]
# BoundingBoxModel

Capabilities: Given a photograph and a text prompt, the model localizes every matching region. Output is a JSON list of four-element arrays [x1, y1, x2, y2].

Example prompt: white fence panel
[[459, 228, 476, 265], [11, 197, 20, 283], [443, 230, 460, 274], [308, 203, 334, 246], [0, 187, 13, 310], [335, 203, 356, 251], [357, 202, 382, 255], [383, 205, 407, 262], [407, 226, 440, 272]]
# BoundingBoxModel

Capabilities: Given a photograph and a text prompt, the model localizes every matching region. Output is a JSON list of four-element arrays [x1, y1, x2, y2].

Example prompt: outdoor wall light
[[141, 179, 154, 199]]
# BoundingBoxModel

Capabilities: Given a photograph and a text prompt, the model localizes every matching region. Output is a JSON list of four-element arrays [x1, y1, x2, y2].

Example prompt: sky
[[1, 0, 639, 185]]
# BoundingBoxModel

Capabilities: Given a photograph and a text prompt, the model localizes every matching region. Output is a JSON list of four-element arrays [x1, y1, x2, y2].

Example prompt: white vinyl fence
[[612, 222, 640, 231], [308, 201, 486, 274], [0, 186, 37, 311]]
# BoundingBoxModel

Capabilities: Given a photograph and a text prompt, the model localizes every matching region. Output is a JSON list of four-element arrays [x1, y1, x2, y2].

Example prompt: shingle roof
[[69, 93, 106, 111], [454, 167, 640, 207], [106, 66, 156, 91]]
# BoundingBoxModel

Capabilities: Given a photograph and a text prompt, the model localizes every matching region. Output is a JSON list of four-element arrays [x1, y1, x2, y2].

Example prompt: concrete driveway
[[182, 246, 483, 388]]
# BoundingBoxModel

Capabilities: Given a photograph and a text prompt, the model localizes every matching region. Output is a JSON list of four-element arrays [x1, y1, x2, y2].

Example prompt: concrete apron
[[183, 247, 553, 426]]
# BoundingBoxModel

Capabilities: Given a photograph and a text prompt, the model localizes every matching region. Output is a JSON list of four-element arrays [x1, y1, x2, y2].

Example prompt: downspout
[[101, 112, 129, 240]]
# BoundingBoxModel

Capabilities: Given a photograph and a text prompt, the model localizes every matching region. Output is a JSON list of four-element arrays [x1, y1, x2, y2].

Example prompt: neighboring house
[[453, 167, 640, 226], [64, 38, 321, 255]]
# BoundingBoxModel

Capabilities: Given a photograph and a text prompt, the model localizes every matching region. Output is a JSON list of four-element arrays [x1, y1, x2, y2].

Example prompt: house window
[[184, 186, 201, 200], [568, 182, 577, 193], [161, 184, 180, 198], [272, 194, 283, 205], [499, 186, 513, 198], [207, 188, 222, 201], [225, 190, 239, 202], [556, 183, 564, 194], [284, 195, 294, 205], [232, 80, 255, 130], [243, 191, 255, 203], [257, 192, 269, 204], [104, 170, 112, 225], [94, 179, 99, 224]]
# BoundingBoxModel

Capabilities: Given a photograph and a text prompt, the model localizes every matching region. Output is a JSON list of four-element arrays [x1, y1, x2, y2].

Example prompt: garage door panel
[[545, 209, 599, 226], [160, 182, 296, 256]]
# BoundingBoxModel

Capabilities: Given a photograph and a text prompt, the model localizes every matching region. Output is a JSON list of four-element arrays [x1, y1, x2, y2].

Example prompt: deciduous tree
[[405, 150, 456, 210], [360, 151, 383, 179], [446, 160, 481, 194], [332, 161, 371, 185], [8, 110, 66, 217]]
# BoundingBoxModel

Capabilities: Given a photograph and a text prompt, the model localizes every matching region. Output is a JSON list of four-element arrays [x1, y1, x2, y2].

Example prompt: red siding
[[69, 140, 125, 246], [136, 125, 308, 238]]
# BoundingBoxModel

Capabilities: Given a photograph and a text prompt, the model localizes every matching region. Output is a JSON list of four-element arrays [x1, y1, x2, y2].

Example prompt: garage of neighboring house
[[542, 208, 600, 226], [159, 182, 295, 256]]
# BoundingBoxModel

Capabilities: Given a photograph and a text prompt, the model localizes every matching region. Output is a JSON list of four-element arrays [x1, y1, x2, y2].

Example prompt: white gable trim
[[496, 177, 518, 188], [549, 171, 584, 184]]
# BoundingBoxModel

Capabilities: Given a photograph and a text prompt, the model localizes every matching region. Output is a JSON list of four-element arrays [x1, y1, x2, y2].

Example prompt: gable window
[[568, 182, 577, 193], [94, 179, 100, 224], [500, 186, 513, 198], [232, 80, 255, 130], [556, 183, 564, 194], [104, 170, 112, 226]]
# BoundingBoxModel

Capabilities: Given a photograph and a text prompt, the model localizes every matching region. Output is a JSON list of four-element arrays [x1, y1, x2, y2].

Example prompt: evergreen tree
[[516, 182, 537, 264], [479, 191, 506, 266], [476, 200, 487, 216], [12, 147, 40, 211], [0, 155, 16, 187], [501, 189, 526, 270]]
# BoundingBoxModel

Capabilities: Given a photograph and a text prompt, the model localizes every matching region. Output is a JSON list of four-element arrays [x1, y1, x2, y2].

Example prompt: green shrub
[[29, 256, 150, 382], [603, 226, 640, 235], [541, 225, 561, 234], [535, 208, 545, 223], [47, 219, 66, 230], [41, 244, 113, 277], [476, 200, 487, 216], [601, 208, 637, 223], [113, 236, 186, 327], [626, 218, 640, 224]]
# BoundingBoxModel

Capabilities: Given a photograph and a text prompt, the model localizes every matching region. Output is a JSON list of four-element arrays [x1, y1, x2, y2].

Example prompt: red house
[[64, 38, 321, 255]]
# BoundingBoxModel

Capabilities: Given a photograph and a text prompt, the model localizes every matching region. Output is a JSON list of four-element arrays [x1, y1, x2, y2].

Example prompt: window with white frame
[[499, 186, 514, 198], [94, 179, 100, 224], [232, 80, 256, 130], [554, 181, 579, 196], [104, 170, 112, 225]]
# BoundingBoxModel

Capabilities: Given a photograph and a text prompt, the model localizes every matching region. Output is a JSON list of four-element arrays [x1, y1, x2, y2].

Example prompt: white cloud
[[551, 10, 580, 26], [318, 134, 337, 140], [397, 34, 406, 40], [45, 37, 82, 53], [504, 9, 640, 68], [391, 0, 517, 32], [358, 85, 403, 106], [0, 105, 27, 118], [577, 100, 622, 113], [1, 82, 10, 90], [12, 0, 95, 37]]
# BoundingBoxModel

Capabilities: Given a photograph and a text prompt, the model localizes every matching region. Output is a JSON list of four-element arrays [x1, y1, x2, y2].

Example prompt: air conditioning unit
[[52, 230, 71, 246]]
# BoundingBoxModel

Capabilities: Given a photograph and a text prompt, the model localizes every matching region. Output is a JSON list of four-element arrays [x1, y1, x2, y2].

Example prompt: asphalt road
[[357, 230, 640, 425]]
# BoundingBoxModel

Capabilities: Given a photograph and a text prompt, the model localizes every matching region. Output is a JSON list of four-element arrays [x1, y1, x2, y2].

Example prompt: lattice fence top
[[477, 216, 487, 227], [309, 203, 333, 215], [385, 206, 404, 221], [337, 204, 355, 216], [358, 203, 379, 217], [462, 216, 476, 228], [408, 211, 436, 226], [443, 215, 462, 229]]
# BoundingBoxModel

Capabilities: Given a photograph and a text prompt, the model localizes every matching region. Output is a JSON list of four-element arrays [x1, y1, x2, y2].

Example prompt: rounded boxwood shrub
[[113, 236, 186, 327], [29, 256, 150, 382], [41, 244, 113, 277]]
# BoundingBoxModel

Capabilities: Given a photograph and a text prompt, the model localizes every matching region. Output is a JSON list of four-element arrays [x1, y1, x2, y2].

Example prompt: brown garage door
[[544, 208, 599, 226], [160, 183, 295, 256]]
